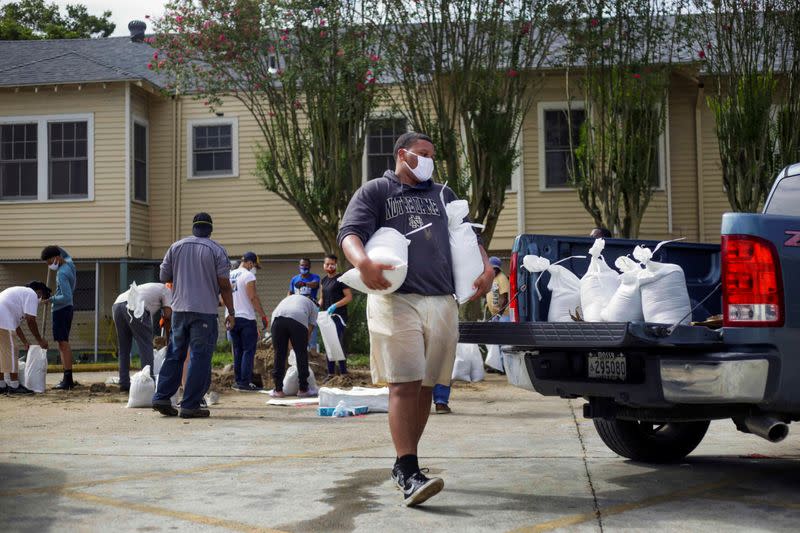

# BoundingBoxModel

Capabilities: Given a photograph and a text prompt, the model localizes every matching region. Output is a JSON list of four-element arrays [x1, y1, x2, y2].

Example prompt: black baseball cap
[[192, 212, 213, 237], [242, 251, 261, 269]]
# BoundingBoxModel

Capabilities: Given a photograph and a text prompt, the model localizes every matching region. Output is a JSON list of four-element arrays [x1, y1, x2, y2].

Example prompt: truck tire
[[593, 419, 710, 463]]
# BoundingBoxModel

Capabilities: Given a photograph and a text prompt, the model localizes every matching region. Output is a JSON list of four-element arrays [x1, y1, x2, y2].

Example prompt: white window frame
[[187, 116, 239, 179], [131, 115, 149, 204], [537, 101, 667, 192], [362, 115, 409, 184], [0, 113, 94, 203]]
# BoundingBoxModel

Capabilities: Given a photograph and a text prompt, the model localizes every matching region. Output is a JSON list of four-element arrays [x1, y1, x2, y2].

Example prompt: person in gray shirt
[[269, 294, 318, 398], [152, 212, 235, 418]]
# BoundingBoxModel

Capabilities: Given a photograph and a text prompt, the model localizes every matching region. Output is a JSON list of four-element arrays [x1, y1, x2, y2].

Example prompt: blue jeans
[[230, 317, 257, 386], [153, 312, 218, 410], [433, 384, 451, 405]]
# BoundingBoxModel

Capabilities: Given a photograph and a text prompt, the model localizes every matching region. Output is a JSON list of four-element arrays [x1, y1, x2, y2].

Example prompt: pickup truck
[[461, 163, 800, 462]]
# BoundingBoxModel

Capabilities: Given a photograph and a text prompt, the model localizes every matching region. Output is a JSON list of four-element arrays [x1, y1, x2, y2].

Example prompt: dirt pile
[[321, 369, 374, 388]]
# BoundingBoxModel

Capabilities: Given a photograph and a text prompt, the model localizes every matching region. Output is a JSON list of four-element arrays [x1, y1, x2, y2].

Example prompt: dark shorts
[[52, 306, 74, 342]]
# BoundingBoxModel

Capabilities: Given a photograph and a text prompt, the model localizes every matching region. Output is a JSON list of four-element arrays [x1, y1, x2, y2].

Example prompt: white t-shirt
[[0, 287, 40, 331], [114, 283, 172, 315], [230, 267, 257, 321]]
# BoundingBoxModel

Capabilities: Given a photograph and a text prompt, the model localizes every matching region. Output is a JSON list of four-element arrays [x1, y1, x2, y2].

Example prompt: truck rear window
[[765, 175, 800, 216]]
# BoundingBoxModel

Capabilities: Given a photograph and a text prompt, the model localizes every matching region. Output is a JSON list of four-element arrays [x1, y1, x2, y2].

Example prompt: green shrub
[[344, 293, 370, 355]]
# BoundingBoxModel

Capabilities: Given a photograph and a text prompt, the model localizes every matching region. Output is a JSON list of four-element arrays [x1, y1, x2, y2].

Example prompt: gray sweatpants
[[113, 302, 153, 387]]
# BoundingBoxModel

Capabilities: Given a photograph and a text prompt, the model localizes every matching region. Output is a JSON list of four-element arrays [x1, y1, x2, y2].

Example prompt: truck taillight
[[722, 234, 784, 327], [509, 252, 519, 322]]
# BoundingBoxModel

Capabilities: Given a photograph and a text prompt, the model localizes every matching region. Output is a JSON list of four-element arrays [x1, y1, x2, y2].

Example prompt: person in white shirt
[[112, 282, 172, 392], [0, 281, 50, 395], [229, 252, 268, 392]]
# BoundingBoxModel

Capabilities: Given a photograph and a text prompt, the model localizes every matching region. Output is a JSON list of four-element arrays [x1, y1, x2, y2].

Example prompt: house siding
[[129, 86, 151, 258], [0, 84, 127, 259]]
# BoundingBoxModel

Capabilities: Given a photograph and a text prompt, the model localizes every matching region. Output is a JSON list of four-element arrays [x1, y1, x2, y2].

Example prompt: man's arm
[[336, 287, 353, 309], [218, 277, 236, 330], [341, 234, 393, 290], [246, 280, 268, 328], [161, 307, 172, 338], [306, 276, 320, 289], [469, 245, 495, 303], [160, 247, 173, 283], [15, 326, 29, 348], [51, 268, 73, 306], [22, 315, 47, 349]]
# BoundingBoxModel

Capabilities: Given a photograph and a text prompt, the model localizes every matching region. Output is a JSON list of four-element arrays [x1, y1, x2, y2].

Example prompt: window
[[539, 104, 585, 189], [188, 117, 238, 178], [73, 270, 96, 311], [49, 121, 88, 198], [365, 118, 407, 180], [133, 122, 147, 202], [0, 123, 37, 200], [764, 175, 800, 216]]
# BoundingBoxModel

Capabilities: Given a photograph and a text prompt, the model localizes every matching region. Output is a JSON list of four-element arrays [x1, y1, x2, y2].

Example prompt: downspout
[[173, 96, 182, 241], [517, 136, 525, 234], [664, 97, 673, 234], [695, 84, 705, 242], [125, 82, 131, 254]]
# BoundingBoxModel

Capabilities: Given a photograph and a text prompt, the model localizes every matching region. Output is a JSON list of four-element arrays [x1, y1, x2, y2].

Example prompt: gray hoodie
[[338, 170, 480, 296]]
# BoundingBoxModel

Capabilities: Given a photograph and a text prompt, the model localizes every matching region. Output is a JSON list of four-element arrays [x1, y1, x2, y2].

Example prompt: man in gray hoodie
[[338, 132, 494, 506]]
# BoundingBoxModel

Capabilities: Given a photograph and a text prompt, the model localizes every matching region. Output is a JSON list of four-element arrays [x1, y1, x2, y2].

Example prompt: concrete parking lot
[[1, 372, 799, 532]]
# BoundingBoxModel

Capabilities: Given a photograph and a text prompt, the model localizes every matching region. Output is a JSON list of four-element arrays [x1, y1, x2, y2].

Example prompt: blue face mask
[[299, 267, 309, 275]]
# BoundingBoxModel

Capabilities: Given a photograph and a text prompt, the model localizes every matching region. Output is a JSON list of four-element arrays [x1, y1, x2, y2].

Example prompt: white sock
[[9, 380, 19, 388]]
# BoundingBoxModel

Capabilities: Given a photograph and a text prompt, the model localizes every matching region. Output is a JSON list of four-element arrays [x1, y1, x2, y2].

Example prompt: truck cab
[[461, 163, 800, 462]]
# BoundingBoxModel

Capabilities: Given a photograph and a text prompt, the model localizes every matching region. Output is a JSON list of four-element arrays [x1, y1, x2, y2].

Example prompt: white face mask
[[403, 150, 434, 182], [48, 262, 59, 271], [249, 267, 258, 274]]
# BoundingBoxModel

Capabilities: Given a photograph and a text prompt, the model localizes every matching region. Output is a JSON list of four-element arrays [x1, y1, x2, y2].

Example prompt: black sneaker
[[179, 408, 210, 419], [152, 401, 178, 417], [232, 383, 262, 393], [119, 384, 130, 393], [402, 470, 444, 507], [53, 379, 79, 390], [0, 386, 8, 395], [7, 384, 34, 395]]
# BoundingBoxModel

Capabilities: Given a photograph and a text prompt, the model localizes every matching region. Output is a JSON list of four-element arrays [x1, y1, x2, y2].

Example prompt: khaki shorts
[[0, 329, 17, 374], [367, 293, 459, 387]]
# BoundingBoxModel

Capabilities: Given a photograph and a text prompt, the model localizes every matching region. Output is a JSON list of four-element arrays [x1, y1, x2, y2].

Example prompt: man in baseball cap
[[192, 212, 214, 238], [228, 251, 268, 392]]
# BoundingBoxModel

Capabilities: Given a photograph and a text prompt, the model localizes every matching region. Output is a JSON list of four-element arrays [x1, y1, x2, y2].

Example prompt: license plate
[[588, 351, 627, 381]]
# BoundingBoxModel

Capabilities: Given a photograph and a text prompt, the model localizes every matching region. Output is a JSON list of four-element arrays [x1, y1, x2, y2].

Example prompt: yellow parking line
[[705, 493, 800, 511], [0, 445, 380, 498], [61, 490, 287, 533], [509, 477, 740, 533]]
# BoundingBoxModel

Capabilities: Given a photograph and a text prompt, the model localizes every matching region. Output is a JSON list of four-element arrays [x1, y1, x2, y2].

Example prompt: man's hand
[[296, 281, 306, 287], [225, 315, 235, 331], [261, 316, 269, 330], [327, 304, 337, 315], [38, 339, 49, 350], [469, 267, 495, 302], [359, 258, 394, 291]]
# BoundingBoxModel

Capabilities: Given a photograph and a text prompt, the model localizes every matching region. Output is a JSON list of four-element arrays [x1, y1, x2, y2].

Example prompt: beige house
[[0, 26, 731, 352]]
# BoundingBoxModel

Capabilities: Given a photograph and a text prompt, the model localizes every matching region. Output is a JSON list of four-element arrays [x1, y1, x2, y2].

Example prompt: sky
[[48, 0, 167, 37]]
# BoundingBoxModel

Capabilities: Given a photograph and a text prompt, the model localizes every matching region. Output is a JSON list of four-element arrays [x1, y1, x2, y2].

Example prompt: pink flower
[[175, 15, 184, 24], [153, 51, 159, 60], [632, 73, 641, 79], [158, 60, 165, 68], [590, 18, 599, 27], [203, 100, 209, 106], [293, 100, 302, 109], [356, 82, 366, 91], [280, 34, 288, 41], [370, 53, 380, 62], [506, 68, 519, 78], [203, 20, 213, 29], [320, 30, 327, 38], [336, 48, 345, 57], [320, 19, 327, 27], [147, 62, 153, 70], [269, 111, 276, 117], [268, 45, 276, 53], [219, 34, 227, 42], [706, 41, 713, 50], [698, 49, 706, 59], [520, 22, 531, 35], [368, 78, 376, 84], [314, 7, 322, 15]]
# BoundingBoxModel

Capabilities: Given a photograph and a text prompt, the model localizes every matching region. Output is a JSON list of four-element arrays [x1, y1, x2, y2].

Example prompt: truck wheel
[[593, 419, 710, 463]]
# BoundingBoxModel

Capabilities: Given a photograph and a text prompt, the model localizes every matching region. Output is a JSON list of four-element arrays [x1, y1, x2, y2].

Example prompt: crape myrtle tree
[[151, 0, 389, 257], [0, 0, 114, 40], [564, 0, 685, 238], [690, 0, 800, 212], [384, 0, 567, 248]]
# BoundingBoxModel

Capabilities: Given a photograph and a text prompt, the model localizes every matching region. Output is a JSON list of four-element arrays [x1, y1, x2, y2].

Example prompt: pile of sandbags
[[523, 238, 691, 325]]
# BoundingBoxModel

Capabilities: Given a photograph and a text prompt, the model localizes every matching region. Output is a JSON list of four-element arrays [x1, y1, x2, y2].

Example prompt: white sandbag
[[127, 365, 155, 408], [282, 365, 318, 396], [451, 343, 483, 382], [634, 244, 692, 325], [602, 256, 645, 322], [580, 239, 620, 322], [339, 227, 410, 295], [319, 386, 389, 413], [442, 192, 484, 304], [16, 361, 25, 387], [126, 281, 146, 320], [23, 345, 47, 393], [317, 312, 345, 362], [153, 347, 167, 377], [485, 345, 504, 372], [522, 255, 583, 322]]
